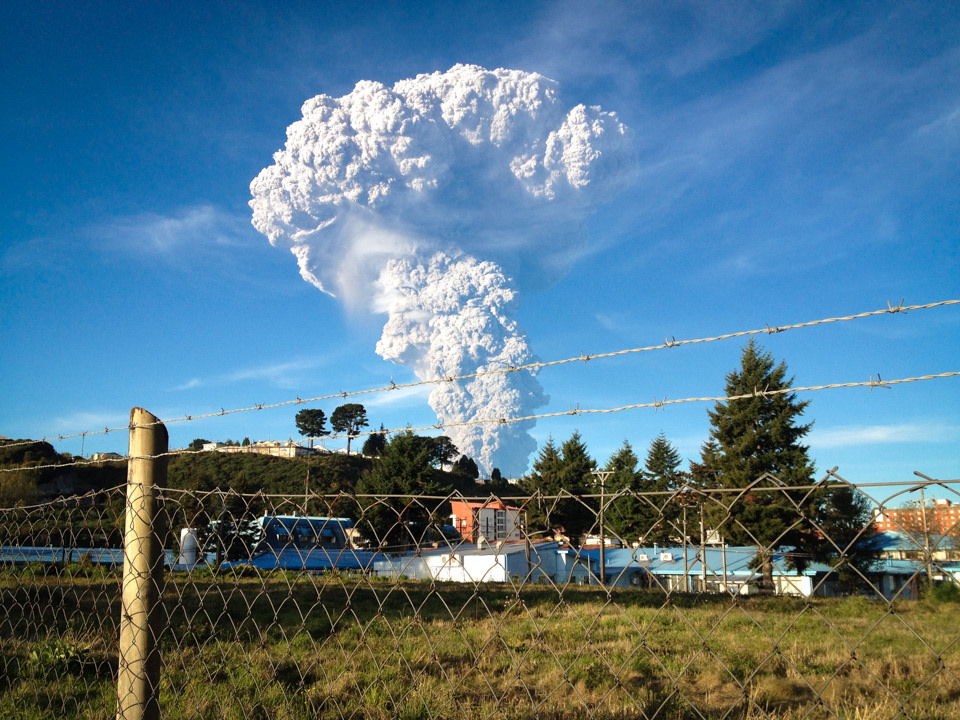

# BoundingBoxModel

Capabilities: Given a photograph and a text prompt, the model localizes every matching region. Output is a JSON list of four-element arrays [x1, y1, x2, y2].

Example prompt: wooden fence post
[[116, 408, 167, 720]]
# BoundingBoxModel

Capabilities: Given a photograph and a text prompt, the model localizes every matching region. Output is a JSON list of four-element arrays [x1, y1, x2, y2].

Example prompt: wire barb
[[3, 298, 958, 454]]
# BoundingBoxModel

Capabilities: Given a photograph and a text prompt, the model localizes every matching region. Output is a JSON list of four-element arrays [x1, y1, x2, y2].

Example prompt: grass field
[[2, 565, 959, 719]]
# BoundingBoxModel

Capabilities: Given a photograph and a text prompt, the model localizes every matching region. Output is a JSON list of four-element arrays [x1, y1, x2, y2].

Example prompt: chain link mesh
[[2, 477, 959, 719]]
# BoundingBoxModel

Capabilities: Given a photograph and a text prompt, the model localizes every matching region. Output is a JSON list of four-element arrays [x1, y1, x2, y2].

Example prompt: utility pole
[[913, 472, 946, 593], [676, 489, 700, 594], [304, 467, 310, 516], [700, 504, 706, 592], [915, 484, 934, 592], [591, 469, 614, 587], [682, 505, 689, 592], [907, 477, 937, 593], [721, 541, 729, 595], [524, 508, 532, 583]]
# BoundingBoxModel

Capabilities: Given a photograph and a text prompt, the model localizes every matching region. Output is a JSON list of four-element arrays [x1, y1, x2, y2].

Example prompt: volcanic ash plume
[[249, 64, 636, 475], [375, 253, 546, 473]]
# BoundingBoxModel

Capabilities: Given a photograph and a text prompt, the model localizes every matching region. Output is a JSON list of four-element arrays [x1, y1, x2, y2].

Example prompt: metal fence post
[[117, 408, 168, 720]]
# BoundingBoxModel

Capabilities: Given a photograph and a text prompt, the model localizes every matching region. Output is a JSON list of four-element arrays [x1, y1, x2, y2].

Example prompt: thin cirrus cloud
[[91, 204, 252, 257], [170, 361, 433, 416], [809, 423, 960, 449], [361, 383, 433, 410], [51, 411, 130, 433], [171, 358, 330, 392], [226, 359, 327, 387]]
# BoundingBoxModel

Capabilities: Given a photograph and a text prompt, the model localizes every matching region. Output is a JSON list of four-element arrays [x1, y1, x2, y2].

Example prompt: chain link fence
[[2, 475, 960, 719]]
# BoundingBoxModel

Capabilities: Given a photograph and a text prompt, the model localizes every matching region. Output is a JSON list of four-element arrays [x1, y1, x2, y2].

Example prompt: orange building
[[873, 498, 960, 536], [449, 500, 524, 544]]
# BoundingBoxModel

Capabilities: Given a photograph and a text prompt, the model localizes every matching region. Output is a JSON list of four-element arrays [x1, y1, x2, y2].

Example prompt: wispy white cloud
[[520, 1, 800, 94], [50, 411, 130, 433], [809, 423, 960, 449], [171, 378, 202, 391], [91, 204, 252, 256], [171, 358, 332, 392], [362, 383, 433, 409], [912, 101, 960, 152], [225, 359, 327, 388], [594, 311, 634, 334]]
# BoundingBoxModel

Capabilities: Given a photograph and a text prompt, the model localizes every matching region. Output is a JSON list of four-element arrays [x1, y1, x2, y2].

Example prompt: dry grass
[[2, 569, 960, 719]]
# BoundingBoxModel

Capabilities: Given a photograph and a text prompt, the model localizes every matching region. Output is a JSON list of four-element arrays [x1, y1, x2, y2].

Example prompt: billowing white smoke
[[250, 64, 636, 475], [375, 253, 546, 472]]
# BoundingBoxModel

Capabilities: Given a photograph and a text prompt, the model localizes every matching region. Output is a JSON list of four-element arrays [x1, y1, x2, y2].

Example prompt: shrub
[[930, 581, 960, 604]]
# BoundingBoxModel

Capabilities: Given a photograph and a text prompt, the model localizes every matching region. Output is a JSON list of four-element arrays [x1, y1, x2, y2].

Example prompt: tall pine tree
[[557, 432, 595, 540], [604, 441, 642, 543], [604, 436, 686, 545], [355, 430, 441, 550], [642, 433, 684, 543], [523, 433, 595, 541], [703, 340, 816, 587], [523, 437, 562, 533]]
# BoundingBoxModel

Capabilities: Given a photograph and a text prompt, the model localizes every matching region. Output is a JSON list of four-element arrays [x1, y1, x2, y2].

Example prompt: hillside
[[1, 439, 487, 507]]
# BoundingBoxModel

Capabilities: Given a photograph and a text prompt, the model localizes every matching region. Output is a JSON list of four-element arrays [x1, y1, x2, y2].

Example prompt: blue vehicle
[[228, 515, 386, 572]]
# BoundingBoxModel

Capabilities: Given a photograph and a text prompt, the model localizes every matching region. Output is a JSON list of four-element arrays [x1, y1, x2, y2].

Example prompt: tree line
[[1, 341, 877, 586], [520, 340, 875, 588]]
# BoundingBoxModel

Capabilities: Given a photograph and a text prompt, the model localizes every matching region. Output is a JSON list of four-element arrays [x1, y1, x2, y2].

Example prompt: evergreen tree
[[644, 433, 683, 488], [524, 433, 595, 541], [431, 436, 459, 468], [488, 468, 511, 494], [361, 424, 388, 457], [558, 432, 594, 494], [523, 437, 562, 533], [641, 433, 685, 543], [558, 432, 596, 541], [355, 431, 441, 550], [603, 435, 686, 546], [702, 340, 818, 587], [804, 479, 878, 585], [330, 403, 369, 455], [603, 441, 642, 543], [295, 409, 330, 448], [452, 455, 479, 478]]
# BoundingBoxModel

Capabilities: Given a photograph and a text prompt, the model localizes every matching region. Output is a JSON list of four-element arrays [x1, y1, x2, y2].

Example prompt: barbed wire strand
[[5, 298, 957, 453], [3, 369, 956, 474]]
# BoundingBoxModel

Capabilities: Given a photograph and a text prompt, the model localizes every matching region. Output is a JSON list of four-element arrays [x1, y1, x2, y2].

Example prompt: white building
[[202, 440, 319, 458]]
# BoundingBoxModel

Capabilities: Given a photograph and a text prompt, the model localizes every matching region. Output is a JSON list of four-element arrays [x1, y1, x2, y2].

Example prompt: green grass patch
[[3, 574, 960, 719]]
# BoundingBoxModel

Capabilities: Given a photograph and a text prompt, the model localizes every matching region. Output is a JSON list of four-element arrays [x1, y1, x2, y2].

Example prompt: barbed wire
[[3, 369, 956, 474], [3, 298, 956, 453]]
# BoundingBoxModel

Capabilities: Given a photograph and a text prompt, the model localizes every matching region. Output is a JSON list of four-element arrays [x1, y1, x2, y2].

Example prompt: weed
[[930, 581, 960, 604]]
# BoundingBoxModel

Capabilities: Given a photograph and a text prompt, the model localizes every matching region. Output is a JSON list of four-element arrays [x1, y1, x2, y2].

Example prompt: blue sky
[[2, 1, 957, 499]]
